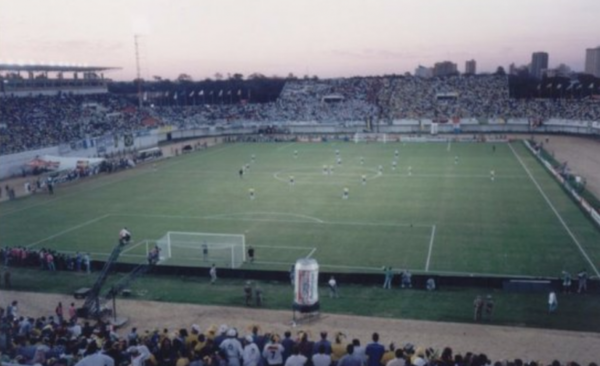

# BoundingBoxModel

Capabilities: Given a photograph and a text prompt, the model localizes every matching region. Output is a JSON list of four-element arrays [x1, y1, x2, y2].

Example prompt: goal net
[[354, 132, 387, 143], [150, 232, 246, 268]]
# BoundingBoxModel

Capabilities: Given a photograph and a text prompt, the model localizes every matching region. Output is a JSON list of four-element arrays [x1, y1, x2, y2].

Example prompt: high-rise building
[[465, 60, 476, 75], [414, 65, 433, 78], [530, 52, 549, 79], [433, 61, 458, 77], [585, 46, 600, 77]]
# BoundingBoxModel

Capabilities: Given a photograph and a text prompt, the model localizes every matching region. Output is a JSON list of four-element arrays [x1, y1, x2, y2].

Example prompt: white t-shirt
[[243, 343, 261, 366], [284, 355, 307, 366], [262, 343, 284, 365], [312, 353, 332, 366]]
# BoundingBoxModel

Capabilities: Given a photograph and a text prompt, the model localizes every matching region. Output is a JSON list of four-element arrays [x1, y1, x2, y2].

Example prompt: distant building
[[414, 65, 433, 78], [530, 52, 549, 79], [433, 61, 458, 77], [509, 63, 517, 75], [465, 60, 476, 75], [585, 46, 600, 77]]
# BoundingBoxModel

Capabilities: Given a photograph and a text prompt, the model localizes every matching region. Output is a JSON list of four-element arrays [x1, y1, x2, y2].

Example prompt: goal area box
[[150, 232, 246, 269]]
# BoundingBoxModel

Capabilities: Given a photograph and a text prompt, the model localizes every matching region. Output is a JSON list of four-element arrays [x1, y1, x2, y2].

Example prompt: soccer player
[[378, 165, 383, 175], [392, 161, 397, 171], [362, 175, 367, 186], [328, 276, 339, 298], [342, 187, 349, 200], [202, 242, 208, 261], [408, 166, 412, 176], [337, 157, 342, 165], [323, 165, 328, 175], [247, 246, 255, 263], [239, 168, 244, 179], [210, 263, 217, 284], [454, 156, 459, 165], [249, 188, 255, 200], [490, 170, 495, 181], [335, 149, 340, 156], [394, 150, 399, 158], [251, 154, 256, 163], [294, 150, 298, 159], [329, 165, 334, 175], [492, 145, 496, 153], [119, 227, 132, 245], [244, 281, 253, 306], [289, 176, 295, 186], [360, 156, 364, 165]]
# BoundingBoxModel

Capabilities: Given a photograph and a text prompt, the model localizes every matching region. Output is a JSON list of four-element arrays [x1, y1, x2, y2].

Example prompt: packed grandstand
[[2, 75, 600, 155]]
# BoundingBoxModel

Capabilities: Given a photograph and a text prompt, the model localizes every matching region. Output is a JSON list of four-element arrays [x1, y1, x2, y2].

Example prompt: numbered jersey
[[263, 343, 284, 365]]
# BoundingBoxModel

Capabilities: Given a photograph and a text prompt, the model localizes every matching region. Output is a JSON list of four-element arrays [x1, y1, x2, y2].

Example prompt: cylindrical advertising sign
[[293, 258, 320, 313]]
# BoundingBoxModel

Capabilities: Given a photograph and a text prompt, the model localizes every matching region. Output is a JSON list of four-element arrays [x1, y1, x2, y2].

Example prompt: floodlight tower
[[134, 34, 143, 108]]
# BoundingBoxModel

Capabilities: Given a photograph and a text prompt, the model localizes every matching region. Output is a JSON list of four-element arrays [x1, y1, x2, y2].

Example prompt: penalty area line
[[25, 214, 110, 248], [425, 225, 436, 272]]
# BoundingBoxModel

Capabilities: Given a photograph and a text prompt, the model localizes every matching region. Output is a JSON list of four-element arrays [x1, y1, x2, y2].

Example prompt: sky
[[1, 0, 599, 81]]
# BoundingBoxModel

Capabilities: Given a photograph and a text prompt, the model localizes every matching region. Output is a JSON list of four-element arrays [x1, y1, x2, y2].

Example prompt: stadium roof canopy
[[0, 63, 120, 73]]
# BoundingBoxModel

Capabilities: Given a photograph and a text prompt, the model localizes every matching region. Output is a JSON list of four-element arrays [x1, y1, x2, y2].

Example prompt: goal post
[[149, 232, 246, 268]]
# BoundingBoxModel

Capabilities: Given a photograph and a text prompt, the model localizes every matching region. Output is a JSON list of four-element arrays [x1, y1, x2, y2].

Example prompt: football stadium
[[2, 1, 600, 365]]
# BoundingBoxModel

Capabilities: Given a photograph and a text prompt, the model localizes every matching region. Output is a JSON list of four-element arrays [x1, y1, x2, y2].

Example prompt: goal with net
[[353, 132, 387, 143], [148, 232, 246, 268]]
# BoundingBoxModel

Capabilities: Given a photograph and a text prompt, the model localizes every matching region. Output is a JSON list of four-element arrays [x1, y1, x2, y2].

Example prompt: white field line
[[509, 143, 600, 278], [425, 225, 436, 272], [306, 247, 317, 258], [25, 214, 110, 248], [253, 245, 315, 250], [121, 240, 146, 255], [0, 144, 234, 218], [204, 212, 325, 224], [60, 249, 146, 258], [0, 170, 154, 217], [276, 142, 296, 151], [113, 212, 432, 229]]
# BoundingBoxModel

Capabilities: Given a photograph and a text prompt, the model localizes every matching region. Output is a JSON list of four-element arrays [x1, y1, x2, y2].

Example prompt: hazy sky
[[1, 0, 599, 81]]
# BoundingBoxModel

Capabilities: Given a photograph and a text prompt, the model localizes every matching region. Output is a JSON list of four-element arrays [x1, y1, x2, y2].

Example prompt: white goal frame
[[150, 231, 246, 269]]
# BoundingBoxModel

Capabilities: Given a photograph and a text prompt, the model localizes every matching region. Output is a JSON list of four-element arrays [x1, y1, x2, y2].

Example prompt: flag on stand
[[174, 93, 178, 100], [237, 89, 242, 96], [199, 90, 204, 96], [219, 90, 223, 97], [190, 91, 195, 97]]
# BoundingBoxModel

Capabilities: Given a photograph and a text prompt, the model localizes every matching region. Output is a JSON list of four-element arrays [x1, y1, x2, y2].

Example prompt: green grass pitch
[[2, 140, 600, 278]]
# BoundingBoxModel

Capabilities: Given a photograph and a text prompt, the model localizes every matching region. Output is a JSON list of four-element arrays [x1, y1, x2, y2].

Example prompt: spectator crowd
[[0, 301, 596, 366], [2, 76, 600, 155]]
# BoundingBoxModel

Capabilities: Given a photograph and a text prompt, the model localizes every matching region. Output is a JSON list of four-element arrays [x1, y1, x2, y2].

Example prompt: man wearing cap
[[220, 328, 243, 366], [243, 335, 261, 366]]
